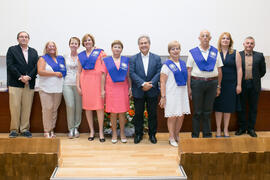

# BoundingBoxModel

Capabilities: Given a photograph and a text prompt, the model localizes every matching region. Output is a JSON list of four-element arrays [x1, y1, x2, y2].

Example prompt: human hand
[[236, 85, 242, 94], [188, 88, 192, 100], [55, 72, 63, 78], [101, 89, 105, 99], [159, 97, 166, 108], [142, 82, 153, 91], [216, 88, 221, 97], [129, 88, 132, 98], [77, 86, 82, 96]]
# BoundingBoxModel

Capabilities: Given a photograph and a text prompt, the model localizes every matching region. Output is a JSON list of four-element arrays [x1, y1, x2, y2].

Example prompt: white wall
[[1, 0, 270, 56]]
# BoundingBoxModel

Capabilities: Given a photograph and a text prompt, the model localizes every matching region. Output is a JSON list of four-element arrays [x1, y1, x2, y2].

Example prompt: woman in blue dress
[[213, 32, 242, 137]]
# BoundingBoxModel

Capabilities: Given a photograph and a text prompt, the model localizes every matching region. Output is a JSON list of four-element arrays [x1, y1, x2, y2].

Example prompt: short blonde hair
[[217, 32, 234, 54], [168, 40, 181, 53], [81, 34, 95, 47], [43, 41, 58, 56], [111, 40, 123, 49], [69, 37, 80, 47]]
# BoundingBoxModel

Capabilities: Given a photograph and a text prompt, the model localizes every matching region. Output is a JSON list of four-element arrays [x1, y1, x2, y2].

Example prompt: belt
[[191, 76, 218, 81]]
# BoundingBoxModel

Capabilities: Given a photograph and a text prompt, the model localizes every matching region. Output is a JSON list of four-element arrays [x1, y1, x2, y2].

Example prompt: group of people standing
[[6, 30, 266, 147]]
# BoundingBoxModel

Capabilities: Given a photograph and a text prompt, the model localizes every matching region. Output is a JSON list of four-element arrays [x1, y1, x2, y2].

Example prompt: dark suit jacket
[[6, 45, 39, 89], [129, 52, 162, 98], [240, 50, 266, 92]]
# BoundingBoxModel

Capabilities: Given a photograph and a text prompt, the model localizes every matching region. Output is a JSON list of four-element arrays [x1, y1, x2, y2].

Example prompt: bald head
[[199, 30, 211, 48]]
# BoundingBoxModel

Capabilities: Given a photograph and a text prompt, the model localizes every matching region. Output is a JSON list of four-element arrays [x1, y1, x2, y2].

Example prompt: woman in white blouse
[[63, 37, 82, 138], [159, 41, 190, 147], [37, 41, 66, 138]]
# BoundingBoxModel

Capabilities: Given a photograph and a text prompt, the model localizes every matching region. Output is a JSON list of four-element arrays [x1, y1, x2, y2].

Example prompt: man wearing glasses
[[6, 31, 39, 138]]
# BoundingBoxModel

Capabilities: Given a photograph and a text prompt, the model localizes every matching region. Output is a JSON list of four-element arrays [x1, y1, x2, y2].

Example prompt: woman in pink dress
[[103, 40, 132, 143], [76, 34, 106, 142]]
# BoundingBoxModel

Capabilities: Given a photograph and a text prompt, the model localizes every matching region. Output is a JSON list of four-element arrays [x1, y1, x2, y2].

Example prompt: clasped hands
[[142, 81, 153, 91], [19, 75, 31, 84]]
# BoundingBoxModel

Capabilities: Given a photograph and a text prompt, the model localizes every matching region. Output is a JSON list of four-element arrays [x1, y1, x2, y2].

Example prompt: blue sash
[[104, 56, 129, 82], [42, 54, 66, 77], [78, 49, 103, 70], [165, 59, 187, 86], [189, 46, 218, 71]]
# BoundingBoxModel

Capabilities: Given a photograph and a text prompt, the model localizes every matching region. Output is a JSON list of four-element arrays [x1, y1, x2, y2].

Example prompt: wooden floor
[[56, 133, 184, 179], [1, 131, 270, 179]]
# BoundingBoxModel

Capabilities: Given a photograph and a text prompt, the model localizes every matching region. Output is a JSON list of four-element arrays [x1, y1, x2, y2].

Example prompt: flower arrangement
[[104, 99, 149, 137]]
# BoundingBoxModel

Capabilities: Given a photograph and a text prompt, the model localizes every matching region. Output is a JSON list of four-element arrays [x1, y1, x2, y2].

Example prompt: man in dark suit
[[236, 36, 266, 137], [129, 35, 162, 144], [6, 31, 39, 138]]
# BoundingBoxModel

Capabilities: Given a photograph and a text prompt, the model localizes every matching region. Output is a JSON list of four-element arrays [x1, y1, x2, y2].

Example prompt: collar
[[20, 45, 29, 51], [141, 52, 149, 58], [245, 51, 253, 56], [199, 46, 210, 53]]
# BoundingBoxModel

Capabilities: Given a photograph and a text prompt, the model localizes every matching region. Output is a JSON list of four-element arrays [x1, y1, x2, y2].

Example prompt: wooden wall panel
[[0, 91, 269, 133]]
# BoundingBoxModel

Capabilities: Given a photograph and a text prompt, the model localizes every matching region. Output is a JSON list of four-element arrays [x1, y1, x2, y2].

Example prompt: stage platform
[[1, 132, 270, 179], [51, 133, 187, 180]]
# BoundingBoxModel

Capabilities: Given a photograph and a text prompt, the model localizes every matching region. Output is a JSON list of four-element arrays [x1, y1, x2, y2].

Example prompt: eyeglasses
[[18, 36, 29, 39]]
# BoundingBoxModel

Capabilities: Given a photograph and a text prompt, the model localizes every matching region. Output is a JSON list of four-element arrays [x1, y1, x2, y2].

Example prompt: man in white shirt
[[187, 30, 223, 138], [129, 35, 162, 144], [6, 31, 39, 138]]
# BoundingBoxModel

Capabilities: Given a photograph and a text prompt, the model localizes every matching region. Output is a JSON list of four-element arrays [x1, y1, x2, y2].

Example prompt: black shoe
[[134, 135, 142, 144], [247, 130, 257, 137], [99, 138, 106, 142], [88, 136, 95, 141], [149, 135, 157, 144], [21, 131, 32, 138], [191, 132, 199, 138], [203, 133, 212, 138], [9, 131, 18, 138], [235, 129, 246, 136]]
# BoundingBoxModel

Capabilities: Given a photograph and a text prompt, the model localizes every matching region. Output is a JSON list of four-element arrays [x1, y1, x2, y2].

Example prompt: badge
[[120, 63, 128, 70], [169, 64, 177, 72], [59, 64, 65, 70], [209, 51, 217, 58], [92, 51, 99, 56]]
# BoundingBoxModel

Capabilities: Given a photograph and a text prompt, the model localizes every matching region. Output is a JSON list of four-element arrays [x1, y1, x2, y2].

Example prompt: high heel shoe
[[88, 135, 95, 141], [99, 138, 105, 142], [50, 131, 56, 138], [169, 139, 178, 147], [44, 132, 51, 138], [121, 138, 127, 143]]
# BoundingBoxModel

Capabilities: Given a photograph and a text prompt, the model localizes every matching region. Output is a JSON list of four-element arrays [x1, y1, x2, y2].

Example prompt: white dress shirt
[[141, 52, 150, 76]]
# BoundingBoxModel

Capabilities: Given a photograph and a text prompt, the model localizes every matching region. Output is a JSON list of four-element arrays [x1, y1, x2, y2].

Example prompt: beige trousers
[[39, 90, 62, 132], [9, 85, 34, 132]]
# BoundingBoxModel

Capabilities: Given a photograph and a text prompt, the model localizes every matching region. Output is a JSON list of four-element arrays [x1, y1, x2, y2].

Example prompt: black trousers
[[133, 96, 158, 136], [191, 79, 218, 137], [237, 80, 260, 131]]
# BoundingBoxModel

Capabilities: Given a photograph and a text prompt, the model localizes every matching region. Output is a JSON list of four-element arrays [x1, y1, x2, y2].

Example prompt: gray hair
[[137, 35, 151, 45], [245, 36, 255, 41], [17, 31, 30, 39]]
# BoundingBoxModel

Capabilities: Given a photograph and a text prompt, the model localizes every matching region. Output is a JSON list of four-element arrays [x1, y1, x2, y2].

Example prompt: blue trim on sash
[[78, 49, 103, 70], [103, 56, 129, 82], [189, 46, 218, 71], [42, 54, 66, 77], [165, 59, 187, 86]]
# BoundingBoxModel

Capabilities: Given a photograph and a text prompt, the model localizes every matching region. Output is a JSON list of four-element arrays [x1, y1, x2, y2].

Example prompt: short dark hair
[[69, 37, 80, 47], [17, 31, 30, 39], [111, 40, 123, 49]]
